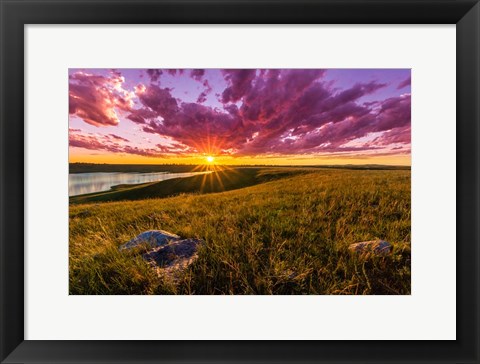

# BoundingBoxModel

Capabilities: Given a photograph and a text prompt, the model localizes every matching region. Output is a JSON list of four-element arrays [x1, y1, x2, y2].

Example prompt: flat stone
[[119, 230, 180, 250], [348, 240, 392, 256], [143, 238, 204, 275]]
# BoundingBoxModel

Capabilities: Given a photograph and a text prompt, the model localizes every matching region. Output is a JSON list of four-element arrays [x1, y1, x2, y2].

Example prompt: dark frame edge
[[1, 1, 479, 363], [1, 0, 25, 362], [457, 1, 480, 363]]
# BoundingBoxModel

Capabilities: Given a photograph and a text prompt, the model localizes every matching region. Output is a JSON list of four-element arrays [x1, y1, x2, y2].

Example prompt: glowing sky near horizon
[[69, 68, 411, 165]]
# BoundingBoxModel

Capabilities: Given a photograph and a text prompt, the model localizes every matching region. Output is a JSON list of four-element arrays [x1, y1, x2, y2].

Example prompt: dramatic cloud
[[221, 69, 257, 103], [134, 84, 179, 118], [127, 70, 409, 156], [69, 71, 134, 127], [128, 97, 245, 155], [69, 69, 411, 160], [373, 94, 411, 131]]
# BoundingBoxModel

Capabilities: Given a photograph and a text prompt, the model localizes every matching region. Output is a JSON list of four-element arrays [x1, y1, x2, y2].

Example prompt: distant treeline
[[69, 162, 410, 174]]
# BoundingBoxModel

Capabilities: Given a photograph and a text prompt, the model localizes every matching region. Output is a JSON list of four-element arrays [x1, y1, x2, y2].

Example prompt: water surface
[[69, 171, 210, 196]]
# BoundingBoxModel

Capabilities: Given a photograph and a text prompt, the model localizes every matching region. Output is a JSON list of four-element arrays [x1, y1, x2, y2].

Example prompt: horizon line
[[69, 161, 411, 167]]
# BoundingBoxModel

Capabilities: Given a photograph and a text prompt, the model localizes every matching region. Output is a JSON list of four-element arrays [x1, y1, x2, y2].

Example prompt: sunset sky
[[69, 68, 411, 165]]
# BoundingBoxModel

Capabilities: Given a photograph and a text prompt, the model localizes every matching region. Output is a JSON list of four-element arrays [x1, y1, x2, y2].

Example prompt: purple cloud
[[190, 69, 205, 81], [69, 131, 165, 158], [146, 69, 163, 83]]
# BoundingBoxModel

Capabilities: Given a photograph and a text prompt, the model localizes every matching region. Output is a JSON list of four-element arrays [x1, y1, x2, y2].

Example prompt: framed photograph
[[1, 0, 478, 363]]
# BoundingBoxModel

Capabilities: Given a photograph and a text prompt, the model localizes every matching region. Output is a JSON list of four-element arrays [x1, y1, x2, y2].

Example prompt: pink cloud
[[371, 125, 411, 146], [108, 134, 130, 142], [69, 71, 134, 127], [69, 131, 164, 158]]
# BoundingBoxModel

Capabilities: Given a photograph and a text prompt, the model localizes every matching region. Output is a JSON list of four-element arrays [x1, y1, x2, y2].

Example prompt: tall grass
[[69, 169, 411, 295]]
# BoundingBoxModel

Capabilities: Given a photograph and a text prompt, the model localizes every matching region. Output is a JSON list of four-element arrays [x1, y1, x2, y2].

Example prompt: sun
[[206, 156, 215, 163]]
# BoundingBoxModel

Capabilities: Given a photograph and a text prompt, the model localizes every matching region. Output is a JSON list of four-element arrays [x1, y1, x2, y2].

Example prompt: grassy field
[[69, 167, 411, 295]]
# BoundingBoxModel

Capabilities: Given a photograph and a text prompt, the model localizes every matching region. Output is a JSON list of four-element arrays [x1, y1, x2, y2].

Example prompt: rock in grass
[[143, 238, 204, 275], [119, 230, 180, 250], [348, 239, 392, 256], [120, 230, 204, 277]]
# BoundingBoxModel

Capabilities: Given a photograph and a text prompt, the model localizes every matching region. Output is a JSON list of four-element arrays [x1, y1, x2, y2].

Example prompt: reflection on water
[[69, 171, 210, 197]]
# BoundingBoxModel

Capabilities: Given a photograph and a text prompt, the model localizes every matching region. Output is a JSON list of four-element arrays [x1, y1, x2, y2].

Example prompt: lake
[[69, 171, 211, 196]]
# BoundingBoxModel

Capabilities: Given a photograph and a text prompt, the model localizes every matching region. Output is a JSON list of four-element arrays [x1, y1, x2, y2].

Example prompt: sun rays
[[188, 155, 240, 194], [166, 131, 246, 193]]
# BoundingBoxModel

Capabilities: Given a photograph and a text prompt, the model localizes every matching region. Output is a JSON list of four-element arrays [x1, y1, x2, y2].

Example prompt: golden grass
[[69, 168, 411, 295]]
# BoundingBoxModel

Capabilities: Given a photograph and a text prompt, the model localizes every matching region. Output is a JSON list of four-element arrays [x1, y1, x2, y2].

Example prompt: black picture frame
[[1, 0, 479, 363]]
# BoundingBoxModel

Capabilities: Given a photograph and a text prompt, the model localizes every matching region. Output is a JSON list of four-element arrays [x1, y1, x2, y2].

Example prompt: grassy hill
[[70, 167, 310, 204], [69, 168, 411, 295]]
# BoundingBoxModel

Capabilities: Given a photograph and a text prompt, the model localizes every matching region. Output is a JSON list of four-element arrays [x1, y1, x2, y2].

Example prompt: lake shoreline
[[69, 171, 212, 197]]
